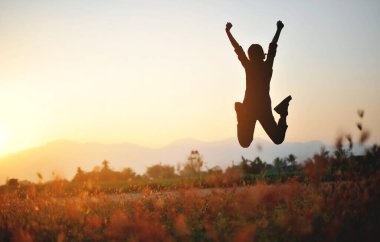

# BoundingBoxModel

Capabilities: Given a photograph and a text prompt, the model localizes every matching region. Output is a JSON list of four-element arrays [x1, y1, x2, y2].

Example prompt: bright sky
[[0, 0, 379, 155]]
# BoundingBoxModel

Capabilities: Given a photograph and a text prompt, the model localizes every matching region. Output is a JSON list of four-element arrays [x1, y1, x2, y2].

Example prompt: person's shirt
[[234, 43, 277, 106]]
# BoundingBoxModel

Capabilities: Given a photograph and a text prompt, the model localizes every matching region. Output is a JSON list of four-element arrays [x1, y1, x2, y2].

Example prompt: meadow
[[1, 175, 379, 242], [1, 148, 379, 242], [1, 118, 379, 242]]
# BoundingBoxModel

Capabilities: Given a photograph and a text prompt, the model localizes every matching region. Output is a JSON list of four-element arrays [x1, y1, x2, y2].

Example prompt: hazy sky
[[0, 0, 379, 155]]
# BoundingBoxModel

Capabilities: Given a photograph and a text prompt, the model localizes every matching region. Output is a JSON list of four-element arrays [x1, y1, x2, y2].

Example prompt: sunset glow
[[1, 2, 380, 240], [0, 0, 379, 156]]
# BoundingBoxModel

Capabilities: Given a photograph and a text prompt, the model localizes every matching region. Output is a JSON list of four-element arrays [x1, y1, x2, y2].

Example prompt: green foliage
[[145, 163, 176, 180]]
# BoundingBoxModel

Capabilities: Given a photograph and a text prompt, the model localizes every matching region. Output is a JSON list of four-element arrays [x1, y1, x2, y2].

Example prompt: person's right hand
[[226, 22, 233, 31], [277, 21, 284, 30]]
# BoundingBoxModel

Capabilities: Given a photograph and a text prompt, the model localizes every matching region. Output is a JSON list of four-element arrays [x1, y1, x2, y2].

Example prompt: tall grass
[[1, 169, 379, 241], [1, 113, 379, 241]]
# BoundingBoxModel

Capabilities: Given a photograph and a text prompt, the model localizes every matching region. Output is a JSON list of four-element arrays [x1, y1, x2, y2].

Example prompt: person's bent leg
[[237, 119, 256, 148], [235, 102, 256, 148], [259, 110, 288, 145]]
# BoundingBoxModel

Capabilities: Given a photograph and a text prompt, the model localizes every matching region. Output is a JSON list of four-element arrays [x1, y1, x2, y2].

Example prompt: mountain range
[[0, 137, 364, 184]]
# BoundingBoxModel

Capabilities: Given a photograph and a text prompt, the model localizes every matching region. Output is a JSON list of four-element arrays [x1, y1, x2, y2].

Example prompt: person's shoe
[[235, 102, 244, 123], [274, 95, 292, 116]]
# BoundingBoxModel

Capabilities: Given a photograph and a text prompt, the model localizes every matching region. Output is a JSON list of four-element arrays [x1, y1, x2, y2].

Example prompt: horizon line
[[0, 136, 330, 159]]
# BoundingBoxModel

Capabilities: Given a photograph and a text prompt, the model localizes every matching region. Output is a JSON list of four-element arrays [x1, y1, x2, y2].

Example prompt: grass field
[[1, 174, 379, 242], [1, 127, 379, 241]]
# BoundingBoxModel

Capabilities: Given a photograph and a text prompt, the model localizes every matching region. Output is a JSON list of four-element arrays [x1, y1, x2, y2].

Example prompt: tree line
[[5, 143, 380, 191], [69, 143, 380, 187]]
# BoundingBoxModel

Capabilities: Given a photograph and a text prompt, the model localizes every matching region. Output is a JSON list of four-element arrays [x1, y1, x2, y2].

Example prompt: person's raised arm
[[271, 20, 284, 44], [267, 20, 284, 67], [225, 22, 239, 49], [226, 22, 249, 66]]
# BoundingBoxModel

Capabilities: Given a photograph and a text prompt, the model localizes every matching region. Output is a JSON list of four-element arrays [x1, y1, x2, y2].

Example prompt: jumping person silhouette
[[226, 20, 292, 147]]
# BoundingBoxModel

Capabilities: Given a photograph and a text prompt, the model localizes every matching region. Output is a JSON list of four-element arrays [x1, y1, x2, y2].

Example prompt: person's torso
[[243, 61, 273, 105]]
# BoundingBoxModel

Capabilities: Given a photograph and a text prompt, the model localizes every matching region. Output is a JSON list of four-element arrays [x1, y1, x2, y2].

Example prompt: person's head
[[248, 44, 265, 62]]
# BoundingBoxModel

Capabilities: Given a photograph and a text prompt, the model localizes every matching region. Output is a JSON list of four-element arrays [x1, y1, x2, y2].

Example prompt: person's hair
[[248, 44, 265, 61]]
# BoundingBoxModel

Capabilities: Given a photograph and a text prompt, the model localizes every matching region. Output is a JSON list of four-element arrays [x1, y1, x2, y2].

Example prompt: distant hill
[[0, 137, 364, 184]]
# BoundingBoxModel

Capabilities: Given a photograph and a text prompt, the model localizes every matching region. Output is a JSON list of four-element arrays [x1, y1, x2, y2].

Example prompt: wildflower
[[174, 214, 189, 236]]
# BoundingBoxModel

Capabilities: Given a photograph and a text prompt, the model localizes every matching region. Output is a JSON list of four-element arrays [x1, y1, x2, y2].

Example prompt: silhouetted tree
[[146, 163, 175, 179], [121, 168, 136, 180], [6, 178, 19, 187], [285, 154, 300, 172], [274, 157, 287, 173], [99, 160, 117, 181], [180, 150, 204, 177], [207, 166, 223, 175], [72, 167, 86, 182], [101, 160, 110, 172], [240, 156, 271, 175]]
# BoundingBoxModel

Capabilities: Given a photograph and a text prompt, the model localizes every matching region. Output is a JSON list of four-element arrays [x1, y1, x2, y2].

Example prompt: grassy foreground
[[1, 174, 379, 242]]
